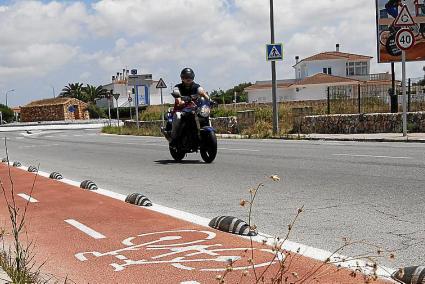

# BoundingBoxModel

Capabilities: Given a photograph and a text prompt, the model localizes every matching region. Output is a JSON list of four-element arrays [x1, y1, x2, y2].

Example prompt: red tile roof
[[296, 52, 372, 66], [293, 73, 360, 86]]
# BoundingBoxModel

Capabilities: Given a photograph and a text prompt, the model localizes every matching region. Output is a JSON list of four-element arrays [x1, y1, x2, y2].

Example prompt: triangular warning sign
[[269, 46, 282, 59], [393, 5, 416, 27], [156, 78, 167, 89]]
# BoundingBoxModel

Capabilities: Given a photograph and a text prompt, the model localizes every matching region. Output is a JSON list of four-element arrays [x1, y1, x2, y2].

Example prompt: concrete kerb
[[0, 161, 398, 282]]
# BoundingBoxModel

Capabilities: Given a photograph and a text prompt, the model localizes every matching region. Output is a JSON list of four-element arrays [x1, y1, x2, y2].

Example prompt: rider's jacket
[[173, 82, 202, 111], [175, 82, 202, 97]]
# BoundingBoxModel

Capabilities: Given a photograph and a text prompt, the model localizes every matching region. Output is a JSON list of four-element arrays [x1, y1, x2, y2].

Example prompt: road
[[1, 129, 424, 269]]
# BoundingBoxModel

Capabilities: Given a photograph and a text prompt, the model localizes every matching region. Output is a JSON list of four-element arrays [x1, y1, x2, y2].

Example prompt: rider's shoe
[[169, 139, 178, 150]]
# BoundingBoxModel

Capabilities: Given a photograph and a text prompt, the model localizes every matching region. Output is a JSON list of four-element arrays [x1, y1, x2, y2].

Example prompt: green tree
[[59, 83, 87, 102], [210, 82, 252, 104], [83, 84, 109, 104], [0, 104, 15, 123]]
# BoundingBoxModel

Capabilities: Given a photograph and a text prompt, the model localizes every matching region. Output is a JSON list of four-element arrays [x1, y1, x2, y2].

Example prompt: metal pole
[[408, 78, 411, 112], [327, 87, 330, 114], [391, 62, 397, 113], [129, 97, 133, 120], [116, 98, 120, 127], [234, 91, 237, 112], [135, 87, 140, 129], [270, 0, 278, 135], [0, 111, 2, 125], [160, 88, 164, 127], [402, 50, 407, 137], [108, 97, 111, 126], [358, 84, 361, 114]]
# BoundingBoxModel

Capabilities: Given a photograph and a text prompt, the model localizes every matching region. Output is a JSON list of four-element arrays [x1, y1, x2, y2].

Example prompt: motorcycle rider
[[170, 68, 209, 148], [385, 0, 402, 18]]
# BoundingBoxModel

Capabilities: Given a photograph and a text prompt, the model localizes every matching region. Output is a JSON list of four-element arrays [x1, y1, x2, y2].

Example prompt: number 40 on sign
[[396, 29, 415, 51]]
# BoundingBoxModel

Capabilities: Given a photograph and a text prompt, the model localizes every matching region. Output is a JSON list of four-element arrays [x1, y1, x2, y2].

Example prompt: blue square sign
[[266, 43, 284, 61]]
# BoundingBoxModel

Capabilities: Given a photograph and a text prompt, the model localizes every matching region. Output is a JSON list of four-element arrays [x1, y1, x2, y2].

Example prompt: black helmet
[[180, 68, 195, 80]]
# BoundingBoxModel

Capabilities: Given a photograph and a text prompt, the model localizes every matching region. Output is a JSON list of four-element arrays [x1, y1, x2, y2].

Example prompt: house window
[[323, 67, 332, 75], [346, 61, 367, 76], [380, 9, 388, 18]]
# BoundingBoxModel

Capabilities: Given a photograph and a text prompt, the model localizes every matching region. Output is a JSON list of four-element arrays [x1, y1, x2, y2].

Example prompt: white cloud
[[0, 0, 423, 106]]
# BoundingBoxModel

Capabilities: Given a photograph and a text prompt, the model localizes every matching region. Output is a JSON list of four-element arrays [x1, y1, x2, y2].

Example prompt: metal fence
[[327, 78, 425, 114]]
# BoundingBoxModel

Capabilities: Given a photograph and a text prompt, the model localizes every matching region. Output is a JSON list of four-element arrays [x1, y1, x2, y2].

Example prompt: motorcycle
[[161, 92, 217, 163]]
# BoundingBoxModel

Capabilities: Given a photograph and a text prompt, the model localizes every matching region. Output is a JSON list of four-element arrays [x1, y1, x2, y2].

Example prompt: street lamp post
[[5, 89, 15, 107]]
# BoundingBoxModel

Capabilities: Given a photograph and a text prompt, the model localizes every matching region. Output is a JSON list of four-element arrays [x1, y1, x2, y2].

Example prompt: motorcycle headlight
[[199, 105, 210, 118]]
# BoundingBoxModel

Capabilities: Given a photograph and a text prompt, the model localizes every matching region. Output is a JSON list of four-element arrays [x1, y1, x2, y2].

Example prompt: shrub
[[0, 104, 15, 123], [87, 104, 107, 119]]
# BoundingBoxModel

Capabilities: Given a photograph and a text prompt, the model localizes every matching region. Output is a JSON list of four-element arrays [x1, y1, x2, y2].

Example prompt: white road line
[[219, 147, 259, 152], [333, 153, 412, 159], [64, 219, 106, 239], [17, 193, 38, 203], [20, 144, 60, 149]]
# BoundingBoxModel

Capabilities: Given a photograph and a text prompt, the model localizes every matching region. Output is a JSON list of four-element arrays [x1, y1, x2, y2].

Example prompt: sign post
[[128, 92, 133, 120], [394, 10, 416, 137], [113, 93, 120, 127], [156, 78, 167, 127], [268, 0, 282, 136]]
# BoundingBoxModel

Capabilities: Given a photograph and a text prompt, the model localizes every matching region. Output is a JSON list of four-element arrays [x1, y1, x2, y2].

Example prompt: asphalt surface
[[0, 129, 424, 269]]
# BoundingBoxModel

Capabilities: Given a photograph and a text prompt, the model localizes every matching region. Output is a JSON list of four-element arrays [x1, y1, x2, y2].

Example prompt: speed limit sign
[[395, 29, 415, 50]]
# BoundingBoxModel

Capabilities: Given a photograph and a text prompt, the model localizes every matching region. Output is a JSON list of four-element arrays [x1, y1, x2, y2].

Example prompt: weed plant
[[216, 175, 397, 284]]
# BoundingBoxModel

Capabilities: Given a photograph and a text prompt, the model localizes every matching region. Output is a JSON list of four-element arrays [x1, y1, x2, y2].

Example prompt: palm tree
[[59, 83, 87, 102], [83, 84, 109, 104]]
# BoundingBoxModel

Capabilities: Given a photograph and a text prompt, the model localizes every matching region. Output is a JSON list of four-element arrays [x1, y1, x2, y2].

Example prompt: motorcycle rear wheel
[[169, 146, 186, 162], [200, 132, 217, 163]]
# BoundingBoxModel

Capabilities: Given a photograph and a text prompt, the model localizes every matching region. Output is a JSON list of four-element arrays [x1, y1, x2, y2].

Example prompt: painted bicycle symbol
[[75, 229, 284, 272]]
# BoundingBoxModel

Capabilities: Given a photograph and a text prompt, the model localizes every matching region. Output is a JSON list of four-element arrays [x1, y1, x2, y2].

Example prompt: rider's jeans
[[171, 112, 182, 140]]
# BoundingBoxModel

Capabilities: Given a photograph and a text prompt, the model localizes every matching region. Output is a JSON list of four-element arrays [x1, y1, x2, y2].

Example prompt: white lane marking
[[24, 166, 395, 279], [219, 147, 259, 152], [181, 281, 200, 284], [64, 219, 106, 239], [17, 193, 38, 203], [333, 153, 412, 160], [20, 144, 60, 149]]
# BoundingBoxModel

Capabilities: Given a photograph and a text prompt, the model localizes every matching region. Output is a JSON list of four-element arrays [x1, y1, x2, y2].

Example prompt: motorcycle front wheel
[[200, 132, 217, 163], [169, 146, 186, 162]]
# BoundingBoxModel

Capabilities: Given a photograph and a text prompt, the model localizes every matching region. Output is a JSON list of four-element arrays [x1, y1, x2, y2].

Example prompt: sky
[[0, 0, 424, 107]]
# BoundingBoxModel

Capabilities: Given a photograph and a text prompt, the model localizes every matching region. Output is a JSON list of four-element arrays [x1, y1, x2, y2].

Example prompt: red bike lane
[[0, 165, 393, 283]]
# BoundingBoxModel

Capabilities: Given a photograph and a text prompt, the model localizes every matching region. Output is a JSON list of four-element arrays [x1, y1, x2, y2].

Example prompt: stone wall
[[21, 98, 89, 122], [301, 112, 425, 134], [21, 105, 66, 122]]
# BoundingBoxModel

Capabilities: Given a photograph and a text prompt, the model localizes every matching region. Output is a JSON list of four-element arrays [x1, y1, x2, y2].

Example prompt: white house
[[97, 71, 174, 108], [246, 45, 391, 103]]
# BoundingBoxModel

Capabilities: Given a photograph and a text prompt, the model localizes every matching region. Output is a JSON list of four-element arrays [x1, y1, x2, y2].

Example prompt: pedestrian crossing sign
[[266, 43, 284, 61]]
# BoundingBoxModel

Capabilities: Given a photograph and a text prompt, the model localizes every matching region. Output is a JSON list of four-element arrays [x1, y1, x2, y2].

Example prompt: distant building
[[96, 70, 174, 108], [21, 98, 89, 122], [246, 44, 391, 103]]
